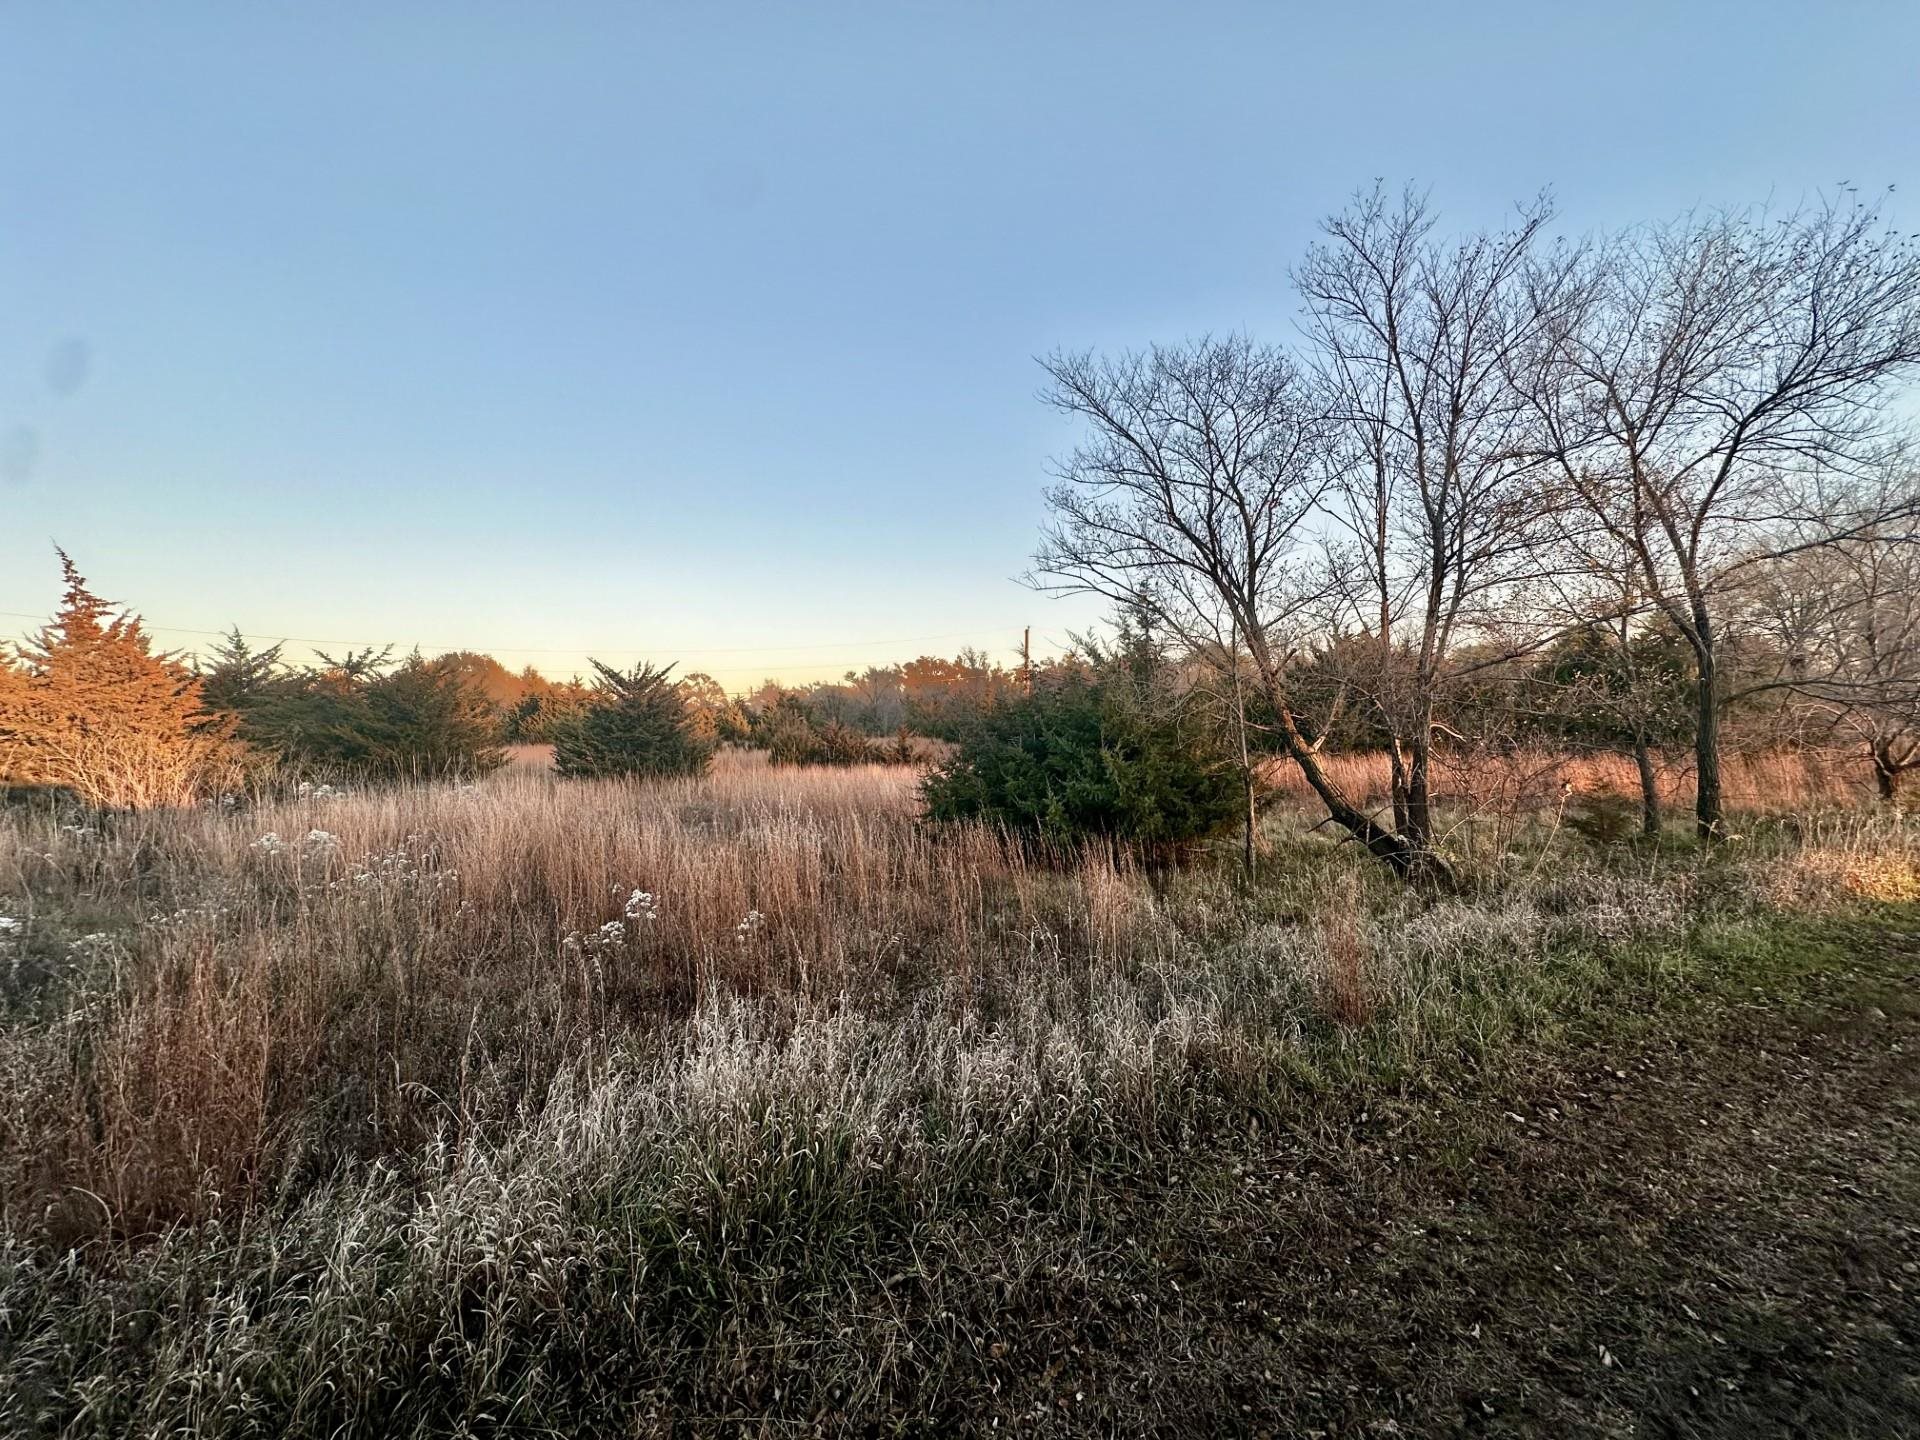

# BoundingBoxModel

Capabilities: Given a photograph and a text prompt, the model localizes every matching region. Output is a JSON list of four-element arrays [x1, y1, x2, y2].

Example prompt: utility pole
[[1020, 626, 1032, 695]]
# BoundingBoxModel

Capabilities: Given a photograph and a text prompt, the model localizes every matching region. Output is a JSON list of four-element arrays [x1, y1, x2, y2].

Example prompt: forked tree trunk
[[1269, 704, 1453, 886], [1243, 634, 1452, 886], [1387, 737, 1411, 836]]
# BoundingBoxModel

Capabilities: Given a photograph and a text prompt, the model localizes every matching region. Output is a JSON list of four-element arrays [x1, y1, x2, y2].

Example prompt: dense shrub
[[758, 701, 882, 767], [200, 640, 506, 783], [1565, 790, 1642, 847], [678, 671, 752, 745], [921, 669, 1239, 857], [504, 687, 590, 744], [553, 661, 715, 779], [349, 655, 510, 780]]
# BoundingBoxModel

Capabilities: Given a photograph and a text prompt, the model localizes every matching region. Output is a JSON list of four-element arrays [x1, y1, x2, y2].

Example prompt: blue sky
[[3, 2, 1915, 687]]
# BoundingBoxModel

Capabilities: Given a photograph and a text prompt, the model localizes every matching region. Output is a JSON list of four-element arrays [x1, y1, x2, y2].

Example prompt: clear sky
[[3, 2, 1915, 687]]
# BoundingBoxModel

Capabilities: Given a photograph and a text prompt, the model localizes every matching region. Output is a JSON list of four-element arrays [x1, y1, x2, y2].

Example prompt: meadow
[[1, 751, 1916, 1436]]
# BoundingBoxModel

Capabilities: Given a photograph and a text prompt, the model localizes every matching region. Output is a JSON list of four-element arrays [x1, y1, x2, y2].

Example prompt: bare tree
[[1741, 480, 1920, 800], [1031, 336, 1450, 881], [1528, 194, 1920, 838], [1295, 185, 1573, 847]]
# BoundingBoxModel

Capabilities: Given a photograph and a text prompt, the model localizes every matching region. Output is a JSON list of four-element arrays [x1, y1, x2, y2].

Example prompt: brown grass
[[1314, 871, 1373, 1026], [2, 751, 1918, 1436], [0, 755, 1184, 1237], [1258, 745, 1874, 816], [0, 746, 1903, 1244]]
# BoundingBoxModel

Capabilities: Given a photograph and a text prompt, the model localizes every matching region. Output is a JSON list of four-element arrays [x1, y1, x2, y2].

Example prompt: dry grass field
[[1, 754, 1916, 1436]]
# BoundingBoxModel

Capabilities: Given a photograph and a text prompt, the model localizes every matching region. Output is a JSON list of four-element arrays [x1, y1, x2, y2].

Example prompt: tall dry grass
[[3, 746, 1908, 1247], [1, 752, 1917, 1434], [0, 755, 1178, 1239]]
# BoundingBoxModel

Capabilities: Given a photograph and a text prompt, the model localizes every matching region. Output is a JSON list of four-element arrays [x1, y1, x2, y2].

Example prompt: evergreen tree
[[196, 628, 287, 722], [352, 655, 508, 780], [553, 661, 715, 779], [0, 552, 242, 807], [678, 671, 750, 745], [922, 651, 1240, 860]]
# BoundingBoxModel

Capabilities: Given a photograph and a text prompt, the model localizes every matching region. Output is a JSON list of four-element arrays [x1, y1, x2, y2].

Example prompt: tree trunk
[[1387, 736, 1411, 836], [1404, 709, 1435, 848], [1632, 733, 1661, 838], [1272, 707, 1452, 885], [1243, 633, 1451, 886], [1242, 765, 1258, 877], [1691, 609, 1724, 842], [1872, 744, 1899, 803], [1230, 634, 1257, 879]]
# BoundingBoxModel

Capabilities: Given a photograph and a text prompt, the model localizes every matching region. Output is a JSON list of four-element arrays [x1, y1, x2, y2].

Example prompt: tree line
[[0, 557, 1039, 801], [0, 531, 1908, 873]]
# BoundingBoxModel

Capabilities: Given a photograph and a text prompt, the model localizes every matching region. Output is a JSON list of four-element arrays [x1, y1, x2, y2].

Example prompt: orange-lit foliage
[[0, 554, 241, 808]]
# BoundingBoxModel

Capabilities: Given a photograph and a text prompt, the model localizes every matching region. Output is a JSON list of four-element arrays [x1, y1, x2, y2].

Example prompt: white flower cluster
[[296, 782, 348, 801], [252, 830, 342, 857], [622, 888, 658, 923], [331, 838, 458, 894], [145, 902, 234, 928], [563, 919, 629, 953], [734, 909, 765, 945], [0, 915, 22, 937]]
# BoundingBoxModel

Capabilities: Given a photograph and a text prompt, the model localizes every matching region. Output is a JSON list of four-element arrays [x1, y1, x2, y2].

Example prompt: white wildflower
[[623, 889, 657, 922], [251, 833, 285, 854]]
